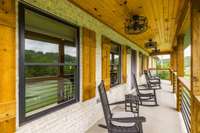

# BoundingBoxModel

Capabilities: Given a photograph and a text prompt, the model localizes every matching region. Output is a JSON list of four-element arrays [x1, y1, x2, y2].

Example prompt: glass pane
[[110, 65, 120, 85], [23, 8, 79, 117], [25, 39, 59, 63], [110, 42, 121, 86], [25, 9, 76, 42], [64, 45, 77, 64], [114, 54, 119, 64], [25, 77, 76, 116], [25, 66, 58, 78], [111, 43, 120, 53], [64, 65, 77, 74]]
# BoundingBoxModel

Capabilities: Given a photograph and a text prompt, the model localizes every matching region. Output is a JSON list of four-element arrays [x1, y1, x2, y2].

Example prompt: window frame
[[110, 41, 121, 87], [18, 2, 80, 125]]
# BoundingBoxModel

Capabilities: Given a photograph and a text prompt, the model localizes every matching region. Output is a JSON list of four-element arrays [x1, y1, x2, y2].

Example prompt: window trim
[[110, 41, 121, 87], [18, 2, 80, 125]]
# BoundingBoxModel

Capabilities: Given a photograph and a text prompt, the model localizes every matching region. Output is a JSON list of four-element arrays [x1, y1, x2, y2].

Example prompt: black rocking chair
[[144, 70, 161, 89], [132, 73, 158, 106], [148, 70, 160, 79], [98, 81, 145, 133]]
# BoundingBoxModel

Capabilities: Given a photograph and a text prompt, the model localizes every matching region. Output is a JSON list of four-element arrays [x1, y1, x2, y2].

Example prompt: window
[[110, 42, 121, 87], [19, 4, 79, 123]]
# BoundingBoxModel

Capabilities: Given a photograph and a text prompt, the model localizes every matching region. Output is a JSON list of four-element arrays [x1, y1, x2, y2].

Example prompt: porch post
[[170, 51, 174, 85], [177, 36, 184, 78], [191, 0, 200, 132], [0, 0, 16, 132], [172, 47, 177, 72], [176, 35, 184, 112]]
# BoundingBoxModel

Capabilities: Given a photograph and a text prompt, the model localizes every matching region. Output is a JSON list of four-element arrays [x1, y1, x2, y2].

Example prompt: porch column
[[191, 0, 200, 132], [177, 35, 184, 77], [176, 35, 184, 111], [170, 51, 174, 85], [0, 0, 16, 132]]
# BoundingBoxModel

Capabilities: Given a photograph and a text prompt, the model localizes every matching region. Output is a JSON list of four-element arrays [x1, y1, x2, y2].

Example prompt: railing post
[[173, 72, 177, 93], [171, 70, 173, 85], [176, 78, 182, 112]]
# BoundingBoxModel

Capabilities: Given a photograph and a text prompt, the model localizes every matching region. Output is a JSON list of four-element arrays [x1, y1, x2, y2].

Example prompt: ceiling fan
[[145, 39, 157, 49], [124, 15, 148, 34]]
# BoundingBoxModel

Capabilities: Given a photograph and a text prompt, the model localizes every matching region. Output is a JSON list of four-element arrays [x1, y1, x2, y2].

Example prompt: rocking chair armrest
[[150, 76, 160, 79], [149, 79, 160, 82], [139, 88, 156, 91], [138, 85, 157, 91], [149, 81, 160, 84], [111, 116, 146, 123], [109, 101, 125, 106], [138, 84, 149, 89], [139, 84, 147, 87]]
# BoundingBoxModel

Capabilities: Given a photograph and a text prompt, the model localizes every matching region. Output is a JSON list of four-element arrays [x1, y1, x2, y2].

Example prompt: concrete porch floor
[[86, 80, 187, 133]]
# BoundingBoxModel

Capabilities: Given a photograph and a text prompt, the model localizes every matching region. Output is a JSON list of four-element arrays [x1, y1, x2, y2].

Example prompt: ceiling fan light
[[125, 15, 148, 34]]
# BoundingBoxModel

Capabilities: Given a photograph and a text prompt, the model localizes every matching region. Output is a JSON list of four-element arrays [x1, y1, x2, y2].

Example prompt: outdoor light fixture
[[125, 15, 148, 34], [145, 39, 157, 49], [152, 47, 160, 54]]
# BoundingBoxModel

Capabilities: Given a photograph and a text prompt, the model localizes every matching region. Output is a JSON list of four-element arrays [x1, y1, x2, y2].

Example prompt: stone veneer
[[16, 0, 147, 132]]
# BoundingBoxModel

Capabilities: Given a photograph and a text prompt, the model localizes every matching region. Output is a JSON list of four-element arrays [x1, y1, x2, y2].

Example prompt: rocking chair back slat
[[98, 80, 112, 127]]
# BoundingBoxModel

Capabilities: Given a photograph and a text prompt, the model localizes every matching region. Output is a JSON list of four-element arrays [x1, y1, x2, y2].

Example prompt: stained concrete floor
[[86, 80, 187, 133]]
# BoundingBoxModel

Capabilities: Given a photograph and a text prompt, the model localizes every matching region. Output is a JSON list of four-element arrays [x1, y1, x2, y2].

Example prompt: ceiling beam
[[150, 51, 171, 56]]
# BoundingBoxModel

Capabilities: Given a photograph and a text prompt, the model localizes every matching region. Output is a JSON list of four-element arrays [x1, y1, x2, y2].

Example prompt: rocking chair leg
[[154, 97, 158, 106], [98, 124, 107, 129]]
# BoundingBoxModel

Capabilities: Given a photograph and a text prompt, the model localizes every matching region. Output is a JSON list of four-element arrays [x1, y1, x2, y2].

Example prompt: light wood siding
[[102, 37, 111, 90], [0, 0, 16, 132], [191, 2, 200, 132], [122, 45, 127, 83], [69, 0, 186, 52], [177, 35, 184, 77], [82, 27, 96, 101]]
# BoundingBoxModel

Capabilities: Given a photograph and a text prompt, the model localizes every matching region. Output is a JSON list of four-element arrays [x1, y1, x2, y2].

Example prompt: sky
[[157, 54, 170, 60], [184, 45, 191, 57]]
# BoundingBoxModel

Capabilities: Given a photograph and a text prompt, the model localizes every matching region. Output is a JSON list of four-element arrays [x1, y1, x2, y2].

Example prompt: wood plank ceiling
[[68, 0, 187, 53]]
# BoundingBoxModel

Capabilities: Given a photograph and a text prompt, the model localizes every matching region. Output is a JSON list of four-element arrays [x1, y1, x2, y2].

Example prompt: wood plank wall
[[82, 27, 96, 101], [0, 0, 16, 132], [176, 35, 184, 112], [177, 35, 184, 77], [191, 0, 200, 132]]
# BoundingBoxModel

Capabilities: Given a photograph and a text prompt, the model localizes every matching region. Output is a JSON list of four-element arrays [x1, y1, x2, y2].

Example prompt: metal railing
[[170, 68, 191, 133], [177, 77, 191, 133], [170, 69, 200, 133], [152, 68, 200, 133]]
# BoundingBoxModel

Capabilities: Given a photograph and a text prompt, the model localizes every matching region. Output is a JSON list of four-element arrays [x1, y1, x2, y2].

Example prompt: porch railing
[[170, 69, 200, 133], [177, 77, 191, 133]]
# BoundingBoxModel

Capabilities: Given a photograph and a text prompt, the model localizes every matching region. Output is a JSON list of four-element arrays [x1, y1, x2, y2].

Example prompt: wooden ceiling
[[69, 0, 187, 53]]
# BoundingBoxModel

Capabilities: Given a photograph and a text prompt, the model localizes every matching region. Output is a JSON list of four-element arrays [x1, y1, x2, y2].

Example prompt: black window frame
[[18, 2, 80, 125], [110, 41, 121, 87]]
